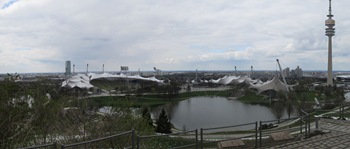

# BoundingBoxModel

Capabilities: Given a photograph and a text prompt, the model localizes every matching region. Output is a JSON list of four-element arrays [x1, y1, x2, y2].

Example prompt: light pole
[[86, 64, 89, 74], [234, 66, 237, 76]]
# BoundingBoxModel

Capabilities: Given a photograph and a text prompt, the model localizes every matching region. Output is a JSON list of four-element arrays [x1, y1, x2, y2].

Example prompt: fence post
[[200, 128, 203, 149], [195, 129, 198, 149], [255, 121, 258, 148], [342, 104, 344, 119], [304, 116, 307, 137], [339, 104, 342, 119], [300, 116, 302, 135], [61, 145, 65, 149], [259, 121, 262, 147], [132, 129, 135, 149], [308, 115, 311, 136], [315, 116, 319, 131], [342, 104, 345, 119], [53, 143, 57, 149], [136, 136, 140, 149]]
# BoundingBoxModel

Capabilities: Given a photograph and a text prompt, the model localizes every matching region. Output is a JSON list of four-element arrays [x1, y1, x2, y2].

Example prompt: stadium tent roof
[[188, 75, 258, 85], [216, 75, 260, 85], [61, 73, 164, 89], [61, 74, 93, 89], [218, 76, 240, 84], [249, 76, 290, 94], [62, 72, 292, 95], [209, 78, 221, 84]]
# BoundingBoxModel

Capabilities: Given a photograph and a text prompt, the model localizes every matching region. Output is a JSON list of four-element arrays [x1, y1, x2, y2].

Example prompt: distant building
[[282, 67, 290, 78], [295, 66, 303, 78], [154, 67, 162, 76], [282, 66, 302, 79], [156, 69, 162, 76], [290, 66, 303, 79], [120, 66, 129, 75], [65, 61, 72, 75]]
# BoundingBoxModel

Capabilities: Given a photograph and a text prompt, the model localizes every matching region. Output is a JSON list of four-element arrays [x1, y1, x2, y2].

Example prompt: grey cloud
[[0, 0, 349, 73]]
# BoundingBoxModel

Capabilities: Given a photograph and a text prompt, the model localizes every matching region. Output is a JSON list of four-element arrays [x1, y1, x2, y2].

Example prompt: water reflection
[[151, 97, 297, 130]]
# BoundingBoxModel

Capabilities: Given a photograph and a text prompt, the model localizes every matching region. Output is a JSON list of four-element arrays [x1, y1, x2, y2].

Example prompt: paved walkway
[[266, 118, 350, 149]]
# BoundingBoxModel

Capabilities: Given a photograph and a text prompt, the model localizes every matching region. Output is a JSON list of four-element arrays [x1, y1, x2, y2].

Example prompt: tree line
[[0, 79, 157, 148]]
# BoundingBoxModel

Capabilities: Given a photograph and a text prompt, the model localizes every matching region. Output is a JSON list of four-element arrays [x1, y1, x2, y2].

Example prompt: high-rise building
[[285, 66, 302, 79], [282, 67, 290, 78], [295, 66, 303, 78], [65, 61, 72, 75]]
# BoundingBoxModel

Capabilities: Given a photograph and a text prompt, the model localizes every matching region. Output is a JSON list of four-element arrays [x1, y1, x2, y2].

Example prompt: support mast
[[276, 59, 289, 92]]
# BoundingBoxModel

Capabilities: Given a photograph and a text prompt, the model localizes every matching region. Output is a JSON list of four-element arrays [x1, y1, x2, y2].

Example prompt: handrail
[[261, 116, 300, 124], [18, 143, 57, 149], [201, 122, 258, 149], [137, 129, 196, 138], [202, 122, 256, 131], [300, 109, 308, 115], [261, 127, 300, 135], [137, 129, 198, 149], [61, 130, 134, 148], [300, 109, 310, 137], [20, 109, 319, 149], [168, 143, 197, 149]]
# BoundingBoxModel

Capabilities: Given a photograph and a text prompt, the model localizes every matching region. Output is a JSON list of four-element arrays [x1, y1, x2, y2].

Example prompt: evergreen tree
[[155, 109, 172, 134], [141, 107, 154, 127]]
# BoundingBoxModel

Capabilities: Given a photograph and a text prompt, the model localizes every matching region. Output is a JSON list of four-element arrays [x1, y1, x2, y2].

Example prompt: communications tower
[[325, 0, 335, 86]]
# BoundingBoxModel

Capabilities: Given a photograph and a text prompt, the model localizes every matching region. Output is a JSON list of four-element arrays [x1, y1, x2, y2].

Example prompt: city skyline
[[1, 0, 350, 73]]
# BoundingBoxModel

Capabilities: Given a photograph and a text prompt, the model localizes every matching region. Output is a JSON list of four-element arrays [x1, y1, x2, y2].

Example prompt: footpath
[[265, 118, 350, 149]]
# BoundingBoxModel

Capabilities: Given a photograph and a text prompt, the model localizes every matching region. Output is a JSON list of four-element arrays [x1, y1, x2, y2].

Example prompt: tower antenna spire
[[328, 0, 333, 18]]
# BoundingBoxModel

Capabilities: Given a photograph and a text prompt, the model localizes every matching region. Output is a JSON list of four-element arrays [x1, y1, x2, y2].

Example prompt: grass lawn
[[295, 91, 319, 101], [237, 90, 266, 103], [178, 90, 231, 99], [90, 90, 232, 107], [90, 88, 331, 108], [139, 136, 197, 149], [237, 90, 322, 103], [88, 96, 180, 107]]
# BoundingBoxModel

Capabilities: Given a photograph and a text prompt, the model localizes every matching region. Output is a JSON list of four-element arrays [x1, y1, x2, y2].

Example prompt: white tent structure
[[249, 76, 291, 94], [62, 72, 293, 95], [62, 73, 164, 89], [218, 76, 240, 84], [215, 75, 260, 85], [198, 75, 295, 95], [61, 74, 94, 89], [209, 78, 221, 84]]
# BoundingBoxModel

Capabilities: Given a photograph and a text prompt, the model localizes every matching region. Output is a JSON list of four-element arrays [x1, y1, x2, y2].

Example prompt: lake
[[151, 97, 297, 131]]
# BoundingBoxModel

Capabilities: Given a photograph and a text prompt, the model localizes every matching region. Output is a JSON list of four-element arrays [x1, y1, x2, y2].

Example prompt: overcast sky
[[0, 0, 349, 73]]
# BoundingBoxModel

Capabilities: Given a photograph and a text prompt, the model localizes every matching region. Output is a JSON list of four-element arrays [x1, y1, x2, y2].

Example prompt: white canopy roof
[[215, 75, 259, 85], [62, 73, 164, 89], [249, 76, 290, 93]]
